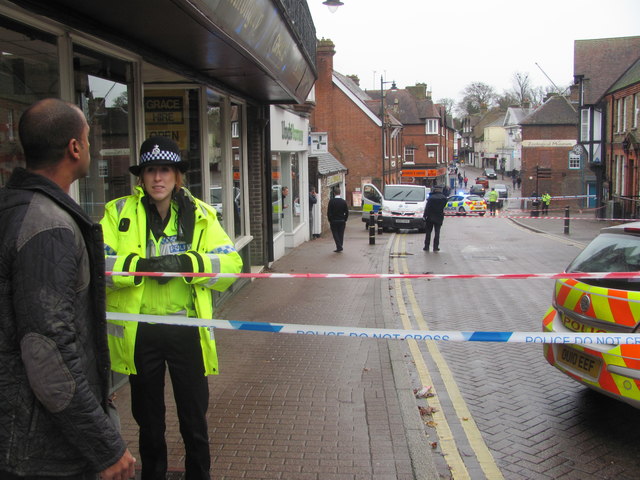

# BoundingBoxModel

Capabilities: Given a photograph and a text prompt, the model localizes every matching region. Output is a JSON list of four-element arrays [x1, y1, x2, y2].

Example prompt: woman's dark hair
[[18, 98, 85, 170]]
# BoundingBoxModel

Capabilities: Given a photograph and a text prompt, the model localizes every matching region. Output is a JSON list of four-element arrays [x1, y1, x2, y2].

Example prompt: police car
[[542, 222, 640, 408], [444, 194, 486, 216]]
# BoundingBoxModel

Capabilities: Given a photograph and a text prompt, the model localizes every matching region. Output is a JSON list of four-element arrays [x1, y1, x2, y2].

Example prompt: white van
[[362, 184, 429, 232]]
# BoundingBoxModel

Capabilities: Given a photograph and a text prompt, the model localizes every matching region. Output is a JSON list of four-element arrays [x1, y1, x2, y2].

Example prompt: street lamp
[[322, 0, 344, 13], [380, 76, 397, 186]]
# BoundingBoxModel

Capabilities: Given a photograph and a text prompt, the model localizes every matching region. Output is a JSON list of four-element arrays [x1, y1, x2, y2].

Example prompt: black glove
[[136, 255, 192, 284]]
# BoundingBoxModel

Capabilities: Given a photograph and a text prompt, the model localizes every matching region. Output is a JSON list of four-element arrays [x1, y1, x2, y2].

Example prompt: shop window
[[0, 18, 59, 187], [230, 103, 245, 238], [271, 153, 283, 233], [207, 90, 223, 218], [277, 152, 299, 232], [144, 88, 203, 201], [73, 45, 134, 220]]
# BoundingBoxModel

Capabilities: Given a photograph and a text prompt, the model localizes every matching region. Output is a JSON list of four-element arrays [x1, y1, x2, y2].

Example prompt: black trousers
[[423, 220, 442, 249], [330, 221, 346, 250], [130, 322, 210, 480]]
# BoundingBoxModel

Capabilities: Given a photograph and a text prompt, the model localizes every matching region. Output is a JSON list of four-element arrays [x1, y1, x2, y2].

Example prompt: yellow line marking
[[391, 237, 469, 480], [394, 235, 505, 480], [393, 281, 469, 478]]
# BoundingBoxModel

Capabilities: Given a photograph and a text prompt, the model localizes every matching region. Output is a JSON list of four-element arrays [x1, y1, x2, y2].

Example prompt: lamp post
[[380, 76, 397, 187]]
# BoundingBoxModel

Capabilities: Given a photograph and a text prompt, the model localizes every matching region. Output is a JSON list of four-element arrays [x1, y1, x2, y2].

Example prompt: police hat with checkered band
[[129, 136, 189, 175]]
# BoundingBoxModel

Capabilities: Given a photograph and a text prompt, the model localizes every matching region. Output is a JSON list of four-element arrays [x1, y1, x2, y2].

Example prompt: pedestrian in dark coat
[[422, 186, 448, 252], [327, 186, 349, 252]]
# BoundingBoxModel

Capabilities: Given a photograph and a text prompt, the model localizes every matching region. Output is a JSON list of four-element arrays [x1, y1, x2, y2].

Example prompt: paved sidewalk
[[114, 220, 438, 480]]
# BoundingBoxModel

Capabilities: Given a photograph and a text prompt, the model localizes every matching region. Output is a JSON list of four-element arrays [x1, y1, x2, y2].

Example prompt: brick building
[[519, 95, 582, 206], [604, 57, 640, 218], [312, 39, 402, 205], [574, 36, 640, 216], [372, 84, 453, 187]]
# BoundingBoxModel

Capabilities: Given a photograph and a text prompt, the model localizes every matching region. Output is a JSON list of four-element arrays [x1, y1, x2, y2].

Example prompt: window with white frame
[[425, 119, 438, 134], [616, 98, 623, 132], [634, 93, 639, 129], [593, 109, 602, 141], [568, 153, 580, 169], [623, 96, 629, 132], [404, 147, 415, 164], [580, 109, 589, 141]]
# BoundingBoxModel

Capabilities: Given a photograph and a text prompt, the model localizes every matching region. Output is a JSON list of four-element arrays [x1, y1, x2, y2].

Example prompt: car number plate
[[557, 346, 602, 379], [396, 219, 410, 224]]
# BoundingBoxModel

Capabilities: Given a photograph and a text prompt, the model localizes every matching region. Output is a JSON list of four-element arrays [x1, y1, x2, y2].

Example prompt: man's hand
[[100, 449, 136, 480]]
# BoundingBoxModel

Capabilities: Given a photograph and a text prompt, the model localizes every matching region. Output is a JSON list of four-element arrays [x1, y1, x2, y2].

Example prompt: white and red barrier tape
[[107, 271, 640, 280]]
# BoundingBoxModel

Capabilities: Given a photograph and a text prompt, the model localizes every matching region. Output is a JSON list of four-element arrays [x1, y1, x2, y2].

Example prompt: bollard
[[377, 210, 383, 234], [369, 213, 376, 245], [564, 206, 570, 235]]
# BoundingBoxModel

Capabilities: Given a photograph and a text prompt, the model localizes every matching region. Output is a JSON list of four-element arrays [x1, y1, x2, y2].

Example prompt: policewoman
[[101, 136, 242, 479]]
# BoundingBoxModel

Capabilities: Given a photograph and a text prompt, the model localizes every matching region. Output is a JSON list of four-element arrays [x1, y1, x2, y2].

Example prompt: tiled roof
[[608, 57, 640, 94], [310, 152, 348, 175], [333, 71, 372, 103], [504, 107, 535, 127], [366, 89, 439, 125], [574, 36, 640, 104], [520, 95, 577, 125]]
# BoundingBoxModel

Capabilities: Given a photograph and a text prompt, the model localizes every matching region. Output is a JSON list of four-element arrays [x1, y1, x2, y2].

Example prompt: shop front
[[0, 0, 317, 269], [270, 106, 310, 261]]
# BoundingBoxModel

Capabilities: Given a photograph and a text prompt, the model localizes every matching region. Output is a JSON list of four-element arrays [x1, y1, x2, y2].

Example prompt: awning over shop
[[312, 152, 347, 176], [13, 0, 317, 104]]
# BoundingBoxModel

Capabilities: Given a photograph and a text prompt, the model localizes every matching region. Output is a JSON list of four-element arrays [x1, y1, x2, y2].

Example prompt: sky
[[306, 0, 640, 104]]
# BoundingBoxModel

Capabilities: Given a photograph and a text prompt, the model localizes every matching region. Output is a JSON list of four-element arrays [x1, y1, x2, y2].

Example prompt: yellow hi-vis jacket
[[100, 186, 243, 376]]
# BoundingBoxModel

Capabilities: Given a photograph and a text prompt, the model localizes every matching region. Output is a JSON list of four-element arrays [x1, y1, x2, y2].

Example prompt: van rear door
[[362, 183, 383, 224]]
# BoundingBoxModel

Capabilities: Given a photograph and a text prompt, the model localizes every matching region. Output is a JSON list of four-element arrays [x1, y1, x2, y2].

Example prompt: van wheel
[[479, 212, 486, 216]]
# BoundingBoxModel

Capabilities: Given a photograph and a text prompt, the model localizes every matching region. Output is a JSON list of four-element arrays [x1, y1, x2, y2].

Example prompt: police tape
[[106, 311, 640, 345], [107, 271, 640, 280]]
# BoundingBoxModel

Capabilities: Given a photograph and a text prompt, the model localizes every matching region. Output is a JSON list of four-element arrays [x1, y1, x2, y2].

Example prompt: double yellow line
[[391, 234, 504, 480]]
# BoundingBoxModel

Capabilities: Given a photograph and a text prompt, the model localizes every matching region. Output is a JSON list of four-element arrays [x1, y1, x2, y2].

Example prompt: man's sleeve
[[14, 226, 126, 472]]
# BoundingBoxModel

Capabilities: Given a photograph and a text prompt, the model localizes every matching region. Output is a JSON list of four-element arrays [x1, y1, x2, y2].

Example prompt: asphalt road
[[389, 215, 640, 479]]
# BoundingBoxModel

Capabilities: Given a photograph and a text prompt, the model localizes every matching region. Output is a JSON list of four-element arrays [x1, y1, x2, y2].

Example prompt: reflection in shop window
[[98, 159, 108, 177], [291, 153, 300, 228], [73, 45, 134, 221], [144, 88, 202, 200], [206, 90, 223, 221], [0, 18, 59, 187], [230, 103, 245, 238], [272, 153, 283, 233]]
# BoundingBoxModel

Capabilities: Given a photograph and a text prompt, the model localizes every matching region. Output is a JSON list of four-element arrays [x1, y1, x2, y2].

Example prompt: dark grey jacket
[[0, 168, 125, 476], [327, 196, 349, 223], [423, 192, 448, 226]]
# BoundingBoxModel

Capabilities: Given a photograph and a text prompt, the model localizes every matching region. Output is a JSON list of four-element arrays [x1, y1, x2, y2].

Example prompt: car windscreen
[[466, 195, 483, 202], [384, 187, 425, 201], [566, 232, 640, 289]]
